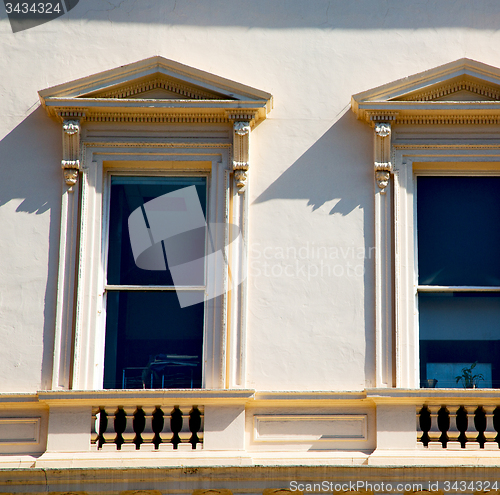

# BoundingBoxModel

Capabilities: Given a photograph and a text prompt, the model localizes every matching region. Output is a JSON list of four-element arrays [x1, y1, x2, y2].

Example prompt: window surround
[[351, 58, 500, 388], [39, 57, 272, 391]]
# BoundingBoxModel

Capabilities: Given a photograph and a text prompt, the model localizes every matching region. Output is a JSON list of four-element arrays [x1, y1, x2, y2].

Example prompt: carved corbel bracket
[[374, 122, 392, 192], [62, 119, 81, 192], [61, 160, 80, 190], [232, 121, 251, 194]]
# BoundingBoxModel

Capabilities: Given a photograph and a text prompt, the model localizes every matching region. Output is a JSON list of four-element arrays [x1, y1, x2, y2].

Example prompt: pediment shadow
[[253, 109, 376, 387], [1, 0, 497, 30]]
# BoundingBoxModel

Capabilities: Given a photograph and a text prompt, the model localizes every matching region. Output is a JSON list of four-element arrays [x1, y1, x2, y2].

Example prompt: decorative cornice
[[43, 102, 267, 125], [83, 141, 232, 149], [401, 79, 500, 102], [395, 114, 500, 125], [393, 143, 500, 150], [366, 111, 399, 123], [62, 120, 81, 192], [96, 76, 225, 100], [58, 109, 87, 119], [226, 111, 259, 124], [39, 58, 272, 126], [85, 112, 230, 124], [352, 60, 500, 125]]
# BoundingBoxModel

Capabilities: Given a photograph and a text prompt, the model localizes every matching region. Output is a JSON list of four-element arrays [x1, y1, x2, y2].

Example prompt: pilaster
[[373, 122, 393, 388], [52, 119, 82, 389]]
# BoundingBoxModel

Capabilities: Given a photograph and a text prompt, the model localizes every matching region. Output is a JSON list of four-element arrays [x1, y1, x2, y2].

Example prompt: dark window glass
[[418, 176, 500, 389], [104, 176, 207, 389], [107, 177, 207, 286], [417, 177, 500, 286], [104, 291, 204, 389], [419, 292, 500, 388]]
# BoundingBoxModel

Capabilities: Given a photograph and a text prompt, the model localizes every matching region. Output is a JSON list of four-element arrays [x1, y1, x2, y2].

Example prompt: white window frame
[[75, 146, 235, 391], [100, 168, 212, 390], [393, 146, 500, 389]]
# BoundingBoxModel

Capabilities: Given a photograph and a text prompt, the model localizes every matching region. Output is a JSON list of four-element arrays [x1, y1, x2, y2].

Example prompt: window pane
[[417, 177, 500, 286], [419, 292, 500, 388], [103, 291, 204, 389], [107, 176, 207, 286]]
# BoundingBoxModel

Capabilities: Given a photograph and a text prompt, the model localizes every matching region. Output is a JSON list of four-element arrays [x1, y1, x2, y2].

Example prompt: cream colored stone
[[375, 405, 416, 450], [46, 406, 91, 452], [203, 405, 245, 451]]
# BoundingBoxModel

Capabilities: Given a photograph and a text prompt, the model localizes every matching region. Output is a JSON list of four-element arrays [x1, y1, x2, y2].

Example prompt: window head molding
[[40, 57, 272, 194], [351, 58, 500, 126], [39, 56, 272, 125]]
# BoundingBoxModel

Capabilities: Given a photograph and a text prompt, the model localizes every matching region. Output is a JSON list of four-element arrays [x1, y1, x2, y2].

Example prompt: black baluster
[[418, 405, 431, 447], [133, 407, 146, 450], [456, 406, 468, 448], [152, 406, 164, 450], [170, 407, 183, 449], [189, 407, 202, 449], [474, 406, 487, 448], [114, 407, 126, 450], [437, 406, 450, 448]]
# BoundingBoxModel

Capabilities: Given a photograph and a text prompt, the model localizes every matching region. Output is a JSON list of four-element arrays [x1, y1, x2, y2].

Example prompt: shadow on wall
[[254, 110, 371, 216], [0, 0, 496, 29], [0, 106, 61, 390], [253, 109, 377, 386]]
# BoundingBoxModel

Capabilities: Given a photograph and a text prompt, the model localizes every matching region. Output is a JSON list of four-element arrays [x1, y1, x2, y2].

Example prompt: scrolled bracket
[[374, 122, 392, 193], [62, 119, 81, 192], [232, 121, 251, 194]]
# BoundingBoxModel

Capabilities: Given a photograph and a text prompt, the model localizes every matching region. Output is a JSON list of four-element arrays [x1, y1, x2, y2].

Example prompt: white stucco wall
[[1, 0, 500, 392]]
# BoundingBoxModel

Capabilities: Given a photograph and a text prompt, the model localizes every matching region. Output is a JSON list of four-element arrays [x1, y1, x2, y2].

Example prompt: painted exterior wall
[[2, 0, 500, 483], [3, 0, 500, 393]]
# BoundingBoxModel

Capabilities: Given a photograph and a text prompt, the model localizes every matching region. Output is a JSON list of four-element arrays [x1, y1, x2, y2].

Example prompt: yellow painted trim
[[413, 161, 500, 172], [103, 160, 212, 170]]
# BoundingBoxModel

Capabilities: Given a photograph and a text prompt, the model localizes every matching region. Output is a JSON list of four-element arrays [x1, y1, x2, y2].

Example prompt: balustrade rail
[[418, 405, 500, 449], [92, 405, 203, 450]]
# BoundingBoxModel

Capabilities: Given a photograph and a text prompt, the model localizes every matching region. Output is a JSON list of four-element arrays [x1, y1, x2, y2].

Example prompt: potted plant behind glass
[[455, 362, 484, 389]]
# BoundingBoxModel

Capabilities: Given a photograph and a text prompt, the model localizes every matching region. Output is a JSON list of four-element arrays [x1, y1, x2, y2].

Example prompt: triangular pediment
[[390, 74, 500, 102], [352, 59, 500, 124], [39, 56, 273, 124], [81, 73, 229, 101]]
